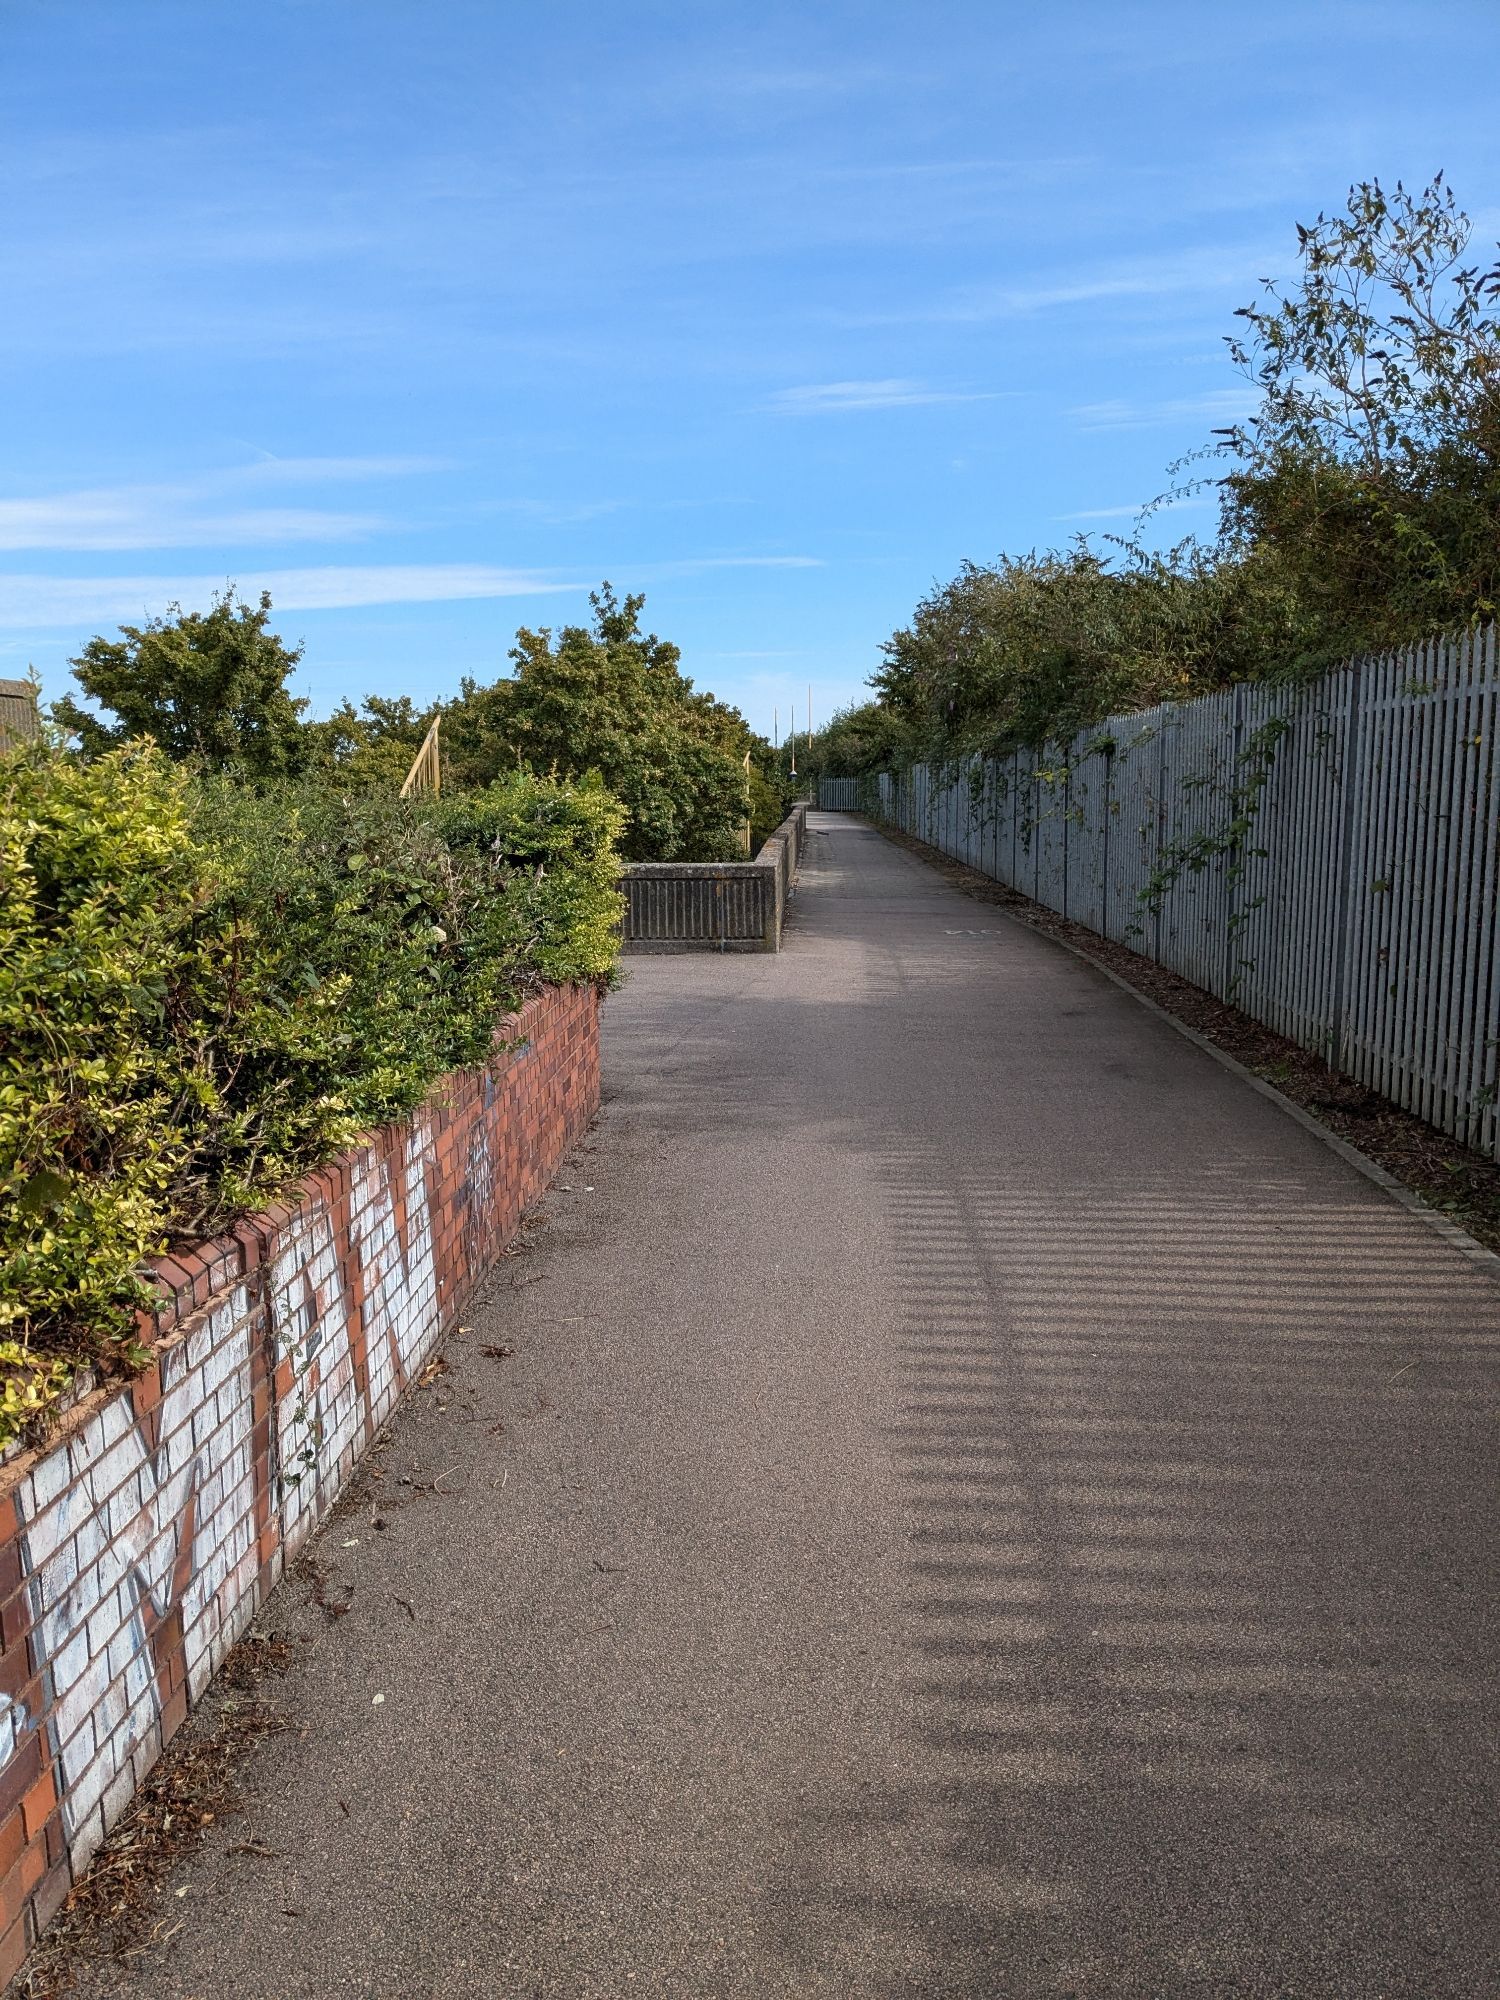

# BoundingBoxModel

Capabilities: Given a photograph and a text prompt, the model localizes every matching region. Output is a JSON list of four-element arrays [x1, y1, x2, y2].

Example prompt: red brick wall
[[0, 983, 601, 1983]]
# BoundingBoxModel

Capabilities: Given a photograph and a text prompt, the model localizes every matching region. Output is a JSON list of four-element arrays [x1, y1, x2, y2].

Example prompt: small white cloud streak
[[228, 454, 455, 485], [0, 554, 825, 628], [763, 378, 993, 415], [1055, 497, 1209, 522], [0, 498, 387, 551], [840, 244, 1285, 329], [0, 567, 579, 628], [0, 457, 453, 552], [1067, 389, 1259, 433], [644, 555, 823, 574]]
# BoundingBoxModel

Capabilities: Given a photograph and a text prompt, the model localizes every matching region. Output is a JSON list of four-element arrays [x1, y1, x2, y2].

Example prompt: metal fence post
[[1325, 662, 1367, 1070]]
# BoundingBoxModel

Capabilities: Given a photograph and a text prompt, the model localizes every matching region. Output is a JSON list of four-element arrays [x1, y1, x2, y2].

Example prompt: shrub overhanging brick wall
[[0, 984, 601, 1980]]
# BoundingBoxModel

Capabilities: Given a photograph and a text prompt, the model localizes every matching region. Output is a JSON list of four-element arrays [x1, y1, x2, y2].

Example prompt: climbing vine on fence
[[1129, 710, 1294, 955]]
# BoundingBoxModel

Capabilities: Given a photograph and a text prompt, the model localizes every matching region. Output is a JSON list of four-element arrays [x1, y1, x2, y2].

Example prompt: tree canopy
[[54, 582, 787, 862], [853, 175, 1500, 771], [444, 585, 770, 861], [1217, 173, 1500, 660], [55, 587, 308, 777], [303, 693, 439, 791]]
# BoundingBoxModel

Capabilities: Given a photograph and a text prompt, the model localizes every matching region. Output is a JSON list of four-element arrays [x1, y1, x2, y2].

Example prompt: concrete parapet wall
[[621, 803, 808, 952]]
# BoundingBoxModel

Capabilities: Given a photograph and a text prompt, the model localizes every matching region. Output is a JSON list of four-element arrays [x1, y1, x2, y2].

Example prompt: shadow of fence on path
[[772, 1133, 1500, 1997]]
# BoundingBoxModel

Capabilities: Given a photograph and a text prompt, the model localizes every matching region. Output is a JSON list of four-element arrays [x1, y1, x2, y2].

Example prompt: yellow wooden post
[[400, 714, 442, 799]]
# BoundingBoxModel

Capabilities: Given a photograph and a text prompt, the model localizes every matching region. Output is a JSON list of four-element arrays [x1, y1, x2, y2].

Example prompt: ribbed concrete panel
[[620, 805, 808, 953]]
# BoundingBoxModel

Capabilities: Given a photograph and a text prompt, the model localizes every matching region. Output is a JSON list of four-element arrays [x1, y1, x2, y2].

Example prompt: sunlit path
[[86, 813, 1500, 2000]]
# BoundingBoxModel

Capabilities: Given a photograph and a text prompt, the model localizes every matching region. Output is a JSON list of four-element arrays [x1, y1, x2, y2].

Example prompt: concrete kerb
[[872, 820, 1500, 1285]]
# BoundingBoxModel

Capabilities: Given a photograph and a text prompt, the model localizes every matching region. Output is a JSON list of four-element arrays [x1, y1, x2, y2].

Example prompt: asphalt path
[[80, 812, 1500, 1998]]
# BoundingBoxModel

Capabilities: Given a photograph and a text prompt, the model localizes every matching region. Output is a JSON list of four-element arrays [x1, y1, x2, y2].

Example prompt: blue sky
[[3, 0, 1497, 738]]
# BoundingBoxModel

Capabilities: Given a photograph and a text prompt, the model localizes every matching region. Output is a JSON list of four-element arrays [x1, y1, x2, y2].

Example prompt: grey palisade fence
[[840, 630, 1500, 1159]]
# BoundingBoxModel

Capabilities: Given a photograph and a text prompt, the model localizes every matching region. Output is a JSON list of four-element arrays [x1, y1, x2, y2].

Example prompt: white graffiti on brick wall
[[1, 1080, 503, 1869], [274, 1115, 443, 1545], [15, 1293, 257, 1865], [463, 1081, 497, 1269], [348, 1116, 439, 1429], [0, 1694, 31, 1763], [272, 1202, 363, 1555]]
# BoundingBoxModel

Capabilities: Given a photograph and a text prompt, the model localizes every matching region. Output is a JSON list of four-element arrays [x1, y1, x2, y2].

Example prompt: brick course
[[0, 984, 600, 1963]]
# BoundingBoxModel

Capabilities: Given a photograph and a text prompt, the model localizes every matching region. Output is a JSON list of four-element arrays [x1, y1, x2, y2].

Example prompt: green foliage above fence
[[846, 178, 1500, 776], [0, 742, 623, 1439]]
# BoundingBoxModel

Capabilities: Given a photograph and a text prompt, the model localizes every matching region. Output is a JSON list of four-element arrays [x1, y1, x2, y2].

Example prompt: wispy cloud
[[711, 64, 898, 98], [1054, 496, 1209, 521], [645, 555, 823, 573], [0, 496, 388, 552], [0, 457, 451, 552], [763, 379, 992, 415], [0, 567, 581, 628], [229, 454, 453, 485], [1067, 389, 1258, 432], [0, 553, 825, 628], [840, 244, 1282, 328], [474, 496, 627, 527]]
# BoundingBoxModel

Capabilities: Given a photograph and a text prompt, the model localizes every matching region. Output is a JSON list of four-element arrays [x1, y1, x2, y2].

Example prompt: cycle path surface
[[78, 811, 1500, 1999]]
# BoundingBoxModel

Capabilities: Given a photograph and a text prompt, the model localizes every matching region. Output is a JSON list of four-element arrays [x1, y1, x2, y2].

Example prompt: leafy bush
[[0, 743, 622, 1438], [748, 765, 793, 849], [866, 177, 1500, 768], [444, 585, 769, 861]]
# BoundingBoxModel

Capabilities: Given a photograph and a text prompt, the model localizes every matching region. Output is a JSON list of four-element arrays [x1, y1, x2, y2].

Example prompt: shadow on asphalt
[[768, 1128, 1500, 1995], [617, 825, 1500, 1995]]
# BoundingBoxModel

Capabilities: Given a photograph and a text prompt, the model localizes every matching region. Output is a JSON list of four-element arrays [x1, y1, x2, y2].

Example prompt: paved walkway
[[84, 814, 1500, 1998]]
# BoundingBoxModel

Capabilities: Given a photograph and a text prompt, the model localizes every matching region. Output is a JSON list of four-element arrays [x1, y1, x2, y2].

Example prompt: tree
[[1217, 175, 1500, 658], [55, 588, 308, 776], [445, 585, 763, 861], [795, 700, 915, 780], [303, 694, 438, 791], [860, 177, 1500, 769]]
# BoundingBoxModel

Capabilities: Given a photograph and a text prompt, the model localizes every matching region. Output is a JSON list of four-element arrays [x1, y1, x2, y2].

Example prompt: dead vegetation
[[16, 1634, 294, 1998]]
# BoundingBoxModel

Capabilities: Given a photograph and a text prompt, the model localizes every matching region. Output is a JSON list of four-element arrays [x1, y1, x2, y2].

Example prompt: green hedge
[[0, 743, 623, 1439]]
